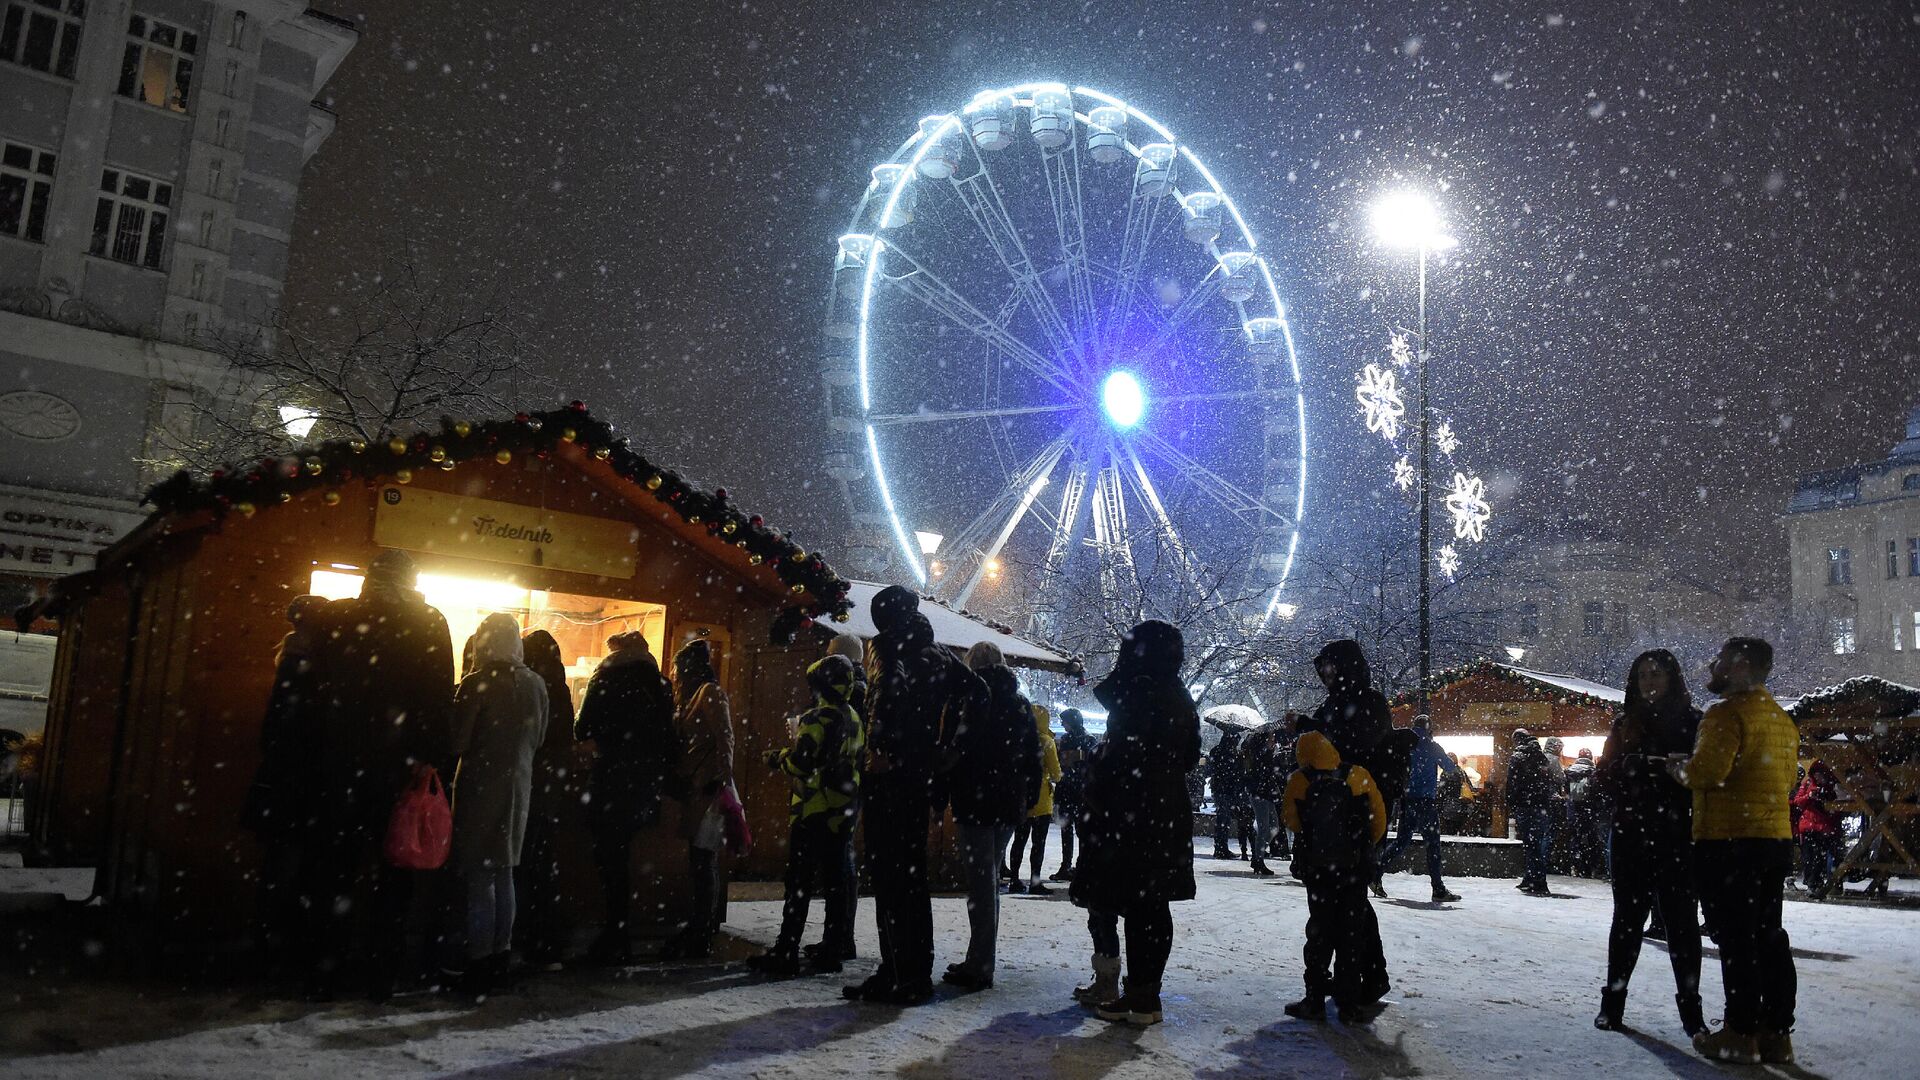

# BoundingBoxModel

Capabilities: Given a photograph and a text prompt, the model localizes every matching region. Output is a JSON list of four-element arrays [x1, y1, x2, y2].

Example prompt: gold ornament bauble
[[236, 502, 256, 517], [791, 551, 807, 563], [722, 521, 737, 535], [429, 446, 447, 462], [394, 469, 413, 484], [495, 449, 512, 464], [832, 611, 850, 623], [748, 554, 763, 566], [593, 446, 611, 460], [387, 437, 408, 455], [303, 459, 323, 475], [646, 474, 664, 490], [561, 428, 577, 442], [790, 583, 806, 594], [453, 421, 472, 438], [322, 491, 341, 506], [348, 439, 367, 453], [440, 458, 457, 471]]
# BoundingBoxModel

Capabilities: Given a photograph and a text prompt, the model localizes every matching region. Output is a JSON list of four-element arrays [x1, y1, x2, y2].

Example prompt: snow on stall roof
[[832, 580, 1076, 673], [1497, 664, 1625, 705]]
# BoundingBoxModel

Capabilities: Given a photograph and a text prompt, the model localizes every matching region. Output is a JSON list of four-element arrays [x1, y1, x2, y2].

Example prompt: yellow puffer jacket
[[1029, 705, 1062, 818], [1683, 688, 1798, 841]]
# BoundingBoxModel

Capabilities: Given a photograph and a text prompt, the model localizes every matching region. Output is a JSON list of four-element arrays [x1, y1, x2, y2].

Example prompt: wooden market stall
[[1391, 662, 1623, 836], [1790, 677, 1920, 899], [23, 405, 857, 949]]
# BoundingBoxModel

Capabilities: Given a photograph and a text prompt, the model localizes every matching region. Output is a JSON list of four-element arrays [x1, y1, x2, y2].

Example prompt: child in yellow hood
[[1282, 731, 1389, 1023]]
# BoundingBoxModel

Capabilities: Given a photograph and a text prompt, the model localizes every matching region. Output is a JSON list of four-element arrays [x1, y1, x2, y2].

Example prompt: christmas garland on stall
[[141, 402, 853, 640], [1787, 676, 1920, 722], [1387, 658, 1619, 710]]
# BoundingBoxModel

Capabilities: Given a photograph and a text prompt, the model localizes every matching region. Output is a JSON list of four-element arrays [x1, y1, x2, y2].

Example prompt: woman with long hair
[[1592, 648, 1705, 1035], [665, 638, 737, 958], [447, 612, 549, 995], [515, 629, 576, 969]]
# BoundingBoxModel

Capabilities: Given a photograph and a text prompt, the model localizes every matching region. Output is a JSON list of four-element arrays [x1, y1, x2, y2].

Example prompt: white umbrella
[[1201, 703, 1264, 732]]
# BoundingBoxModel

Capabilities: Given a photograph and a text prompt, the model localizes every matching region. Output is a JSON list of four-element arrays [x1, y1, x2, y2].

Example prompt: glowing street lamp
[[1369, 188, 1455, 721]]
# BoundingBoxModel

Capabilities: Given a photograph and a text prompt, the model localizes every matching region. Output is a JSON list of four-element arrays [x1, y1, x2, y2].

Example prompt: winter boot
[[1693, 1028, 1761, 1065], [1028, 878, 1053, 896], [1432, 886, 1461, 903], [1594, 988, 1627, 1031], [1250, 859, 1274, 876], [1756, 1031, 1794, 1064], [1096, 978, 1162, 1026], [1369, 877, 1388, 899], [1048, 866, 1073, 882], [1073, 953, 1123, 1004], [1284, 994, 1328, 1021], [1676, 993, 1706, 1037]]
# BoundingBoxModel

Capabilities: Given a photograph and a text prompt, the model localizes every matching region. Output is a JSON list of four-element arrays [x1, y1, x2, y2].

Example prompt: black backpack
[[1298, 765, 1373, 870]]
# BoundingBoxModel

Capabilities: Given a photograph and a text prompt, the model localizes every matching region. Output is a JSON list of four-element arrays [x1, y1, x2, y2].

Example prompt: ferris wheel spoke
[[1026, 460, 1091, 638], [1153, 387, 1293, 407], [1088, 450, 1142, 627], [867, 402, 1082, 428], [1134, 429, 1294, 530], [946, 435, 1073, 609], [1101, 186, 1173, 355], [875, 241, 1081, 396], [948, 151, 1084, 369], [1117, 441, 1204, 589], [1131, 269, 1227, 367], [1041, 142, 1100, 347]]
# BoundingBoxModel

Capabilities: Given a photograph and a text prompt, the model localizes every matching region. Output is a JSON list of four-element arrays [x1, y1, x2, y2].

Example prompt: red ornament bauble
[[514, 412, 530, 423], [569, 400, 587, 411], [715, 487, 728, 501], [749, 515, 764, 527]]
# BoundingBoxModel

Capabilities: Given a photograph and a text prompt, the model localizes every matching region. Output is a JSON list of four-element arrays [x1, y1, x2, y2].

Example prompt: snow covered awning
[[1497, 665, 1625, 705], [1391, 660, 1625, 710], [828, 580, 1079, 675]]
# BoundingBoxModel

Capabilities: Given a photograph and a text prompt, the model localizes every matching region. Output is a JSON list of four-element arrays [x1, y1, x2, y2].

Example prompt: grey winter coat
[[450, 650, 550, 870]]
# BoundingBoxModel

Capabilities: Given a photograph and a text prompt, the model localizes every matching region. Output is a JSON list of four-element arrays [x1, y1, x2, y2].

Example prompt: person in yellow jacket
[[1670, 637, 1797, 1066], [1281, 731, 1389, 1023], [1006, 704, 1063, 895]]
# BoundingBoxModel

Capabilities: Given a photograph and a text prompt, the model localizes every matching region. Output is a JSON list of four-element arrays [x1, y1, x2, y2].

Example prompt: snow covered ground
[[5, 843, 1917, 1078]]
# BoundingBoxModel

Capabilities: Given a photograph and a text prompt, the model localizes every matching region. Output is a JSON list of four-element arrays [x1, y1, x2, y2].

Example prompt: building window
[[1910, 538, 1920, 577], [1893, 540, 1903, 580], [0, 0, 84, 79], [1583, 601, 1604, 637], [1610, 602, 1629, 635], [1906, 473, 1920, 491], [1830, 616, 1856, 656], [0, 140, 56, 242], [89, 168, 172, 269], [117, 14, 197, 113], [225, 10, 245, 49], [1827, 547, 1852, 585], [1897, 613, 1905, 653], [1518, 602, 1539, 639]]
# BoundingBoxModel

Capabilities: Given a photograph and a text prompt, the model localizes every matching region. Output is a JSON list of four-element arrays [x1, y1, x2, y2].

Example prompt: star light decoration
[[1387, 330, 1414, 367], [1436, 544, 1461, 580], [1355, 363, 1405, 442], [1434, 421, 1459, 458], [1445, 470, 1492, 543], [1392, 455, 1416, 492]]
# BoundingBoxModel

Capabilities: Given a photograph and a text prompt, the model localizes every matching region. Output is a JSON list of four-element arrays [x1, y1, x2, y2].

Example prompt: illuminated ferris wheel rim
[[831, 81, 1311, 625]]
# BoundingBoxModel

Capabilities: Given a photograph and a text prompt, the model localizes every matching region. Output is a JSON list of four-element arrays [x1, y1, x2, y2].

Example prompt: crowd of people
[[241, 553, 1816, 1064]]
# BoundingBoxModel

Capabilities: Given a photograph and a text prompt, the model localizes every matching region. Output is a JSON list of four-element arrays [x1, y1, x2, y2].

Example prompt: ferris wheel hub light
[[1102, 370, 1146, 430]]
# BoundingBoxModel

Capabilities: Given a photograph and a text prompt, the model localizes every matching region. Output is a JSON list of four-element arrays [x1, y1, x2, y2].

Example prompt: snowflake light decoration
[[1444, 470, 1492, 542], [1388, 331, 1414, 367], [1436, 544, 1461, 580], [1392, 455, 1416, 492], [1435, 422, 1459, 457], [1355, 364, 1405, 441]]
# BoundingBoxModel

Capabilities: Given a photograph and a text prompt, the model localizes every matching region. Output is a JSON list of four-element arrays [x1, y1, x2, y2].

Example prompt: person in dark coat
[[1050, 708, 1097, 882], [1282, 731, 1390, 1023], [305, 549, 455, 1001], [844, 589, 978, 1006], [1565, 747, 1606, 878], [446, 613, 549, 994], [1298, 640, 1410, 899], [665, 637, 736, 959], [1506, 729, 1557, 895], [514, 629, 576, 969], [1241, 727, 1286, 876], [242, 594, 328, 976], [575, 629, 678, 963], [1209, 730, 1250, 859], [1070, 620, 1202, 1027], [938, 641, 1034, 990], [1592, 648, 1705, 1034]]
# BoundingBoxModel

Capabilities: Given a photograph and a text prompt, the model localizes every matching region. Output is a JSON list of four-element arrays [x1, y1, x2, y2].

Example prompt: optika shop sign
[[0, 489, 147, 577], [374, 487, 638, 578]]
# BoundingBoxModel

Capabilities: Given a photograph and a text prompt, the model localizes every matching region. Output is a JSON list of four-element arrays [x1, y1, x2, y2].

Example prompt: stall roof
[[1500, 665, 1626, 705], [1393, 660, 1625, 708], [829, 580, 1079, 675]]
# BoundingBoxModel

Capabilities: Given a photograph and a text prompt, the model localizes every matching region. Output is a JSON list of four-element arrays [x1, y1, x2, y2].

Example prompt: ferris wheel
[[820, 82, 1309, 640]]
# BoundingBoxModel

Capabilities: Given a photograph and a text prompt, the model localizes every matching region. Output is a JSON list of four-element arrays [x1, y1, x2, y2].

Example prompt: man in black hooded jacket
[[845, 586, 981, 1005]]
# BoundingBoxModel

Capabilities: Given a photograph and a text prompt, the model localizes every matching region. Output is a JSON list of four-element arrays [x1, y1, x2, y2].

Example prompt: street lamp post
[[1371, 192, 1453, 721]]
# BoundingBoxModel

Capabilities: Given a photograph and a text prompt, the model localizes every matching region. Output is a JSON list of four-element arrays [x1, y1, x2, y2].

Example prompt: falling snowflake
[[1388, 331, 1414, 367], [1355, 364, 1405, 441], [1437, 544, 1461, 579], [1392, 455, 1416, 492], [1435, 422, 1459, 457], [1445, 471, 1492, 542]]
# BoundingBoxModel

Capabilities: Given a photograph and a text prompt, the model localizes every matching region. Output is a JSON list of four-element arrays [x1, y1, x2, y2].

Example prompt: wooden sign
[[372, 486, 638, 578]]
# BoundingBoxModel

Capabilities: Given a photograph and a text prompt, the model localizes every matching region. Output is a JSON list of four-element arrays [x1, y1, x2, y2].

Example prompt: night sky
[[285, 2, 1920, 595]]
